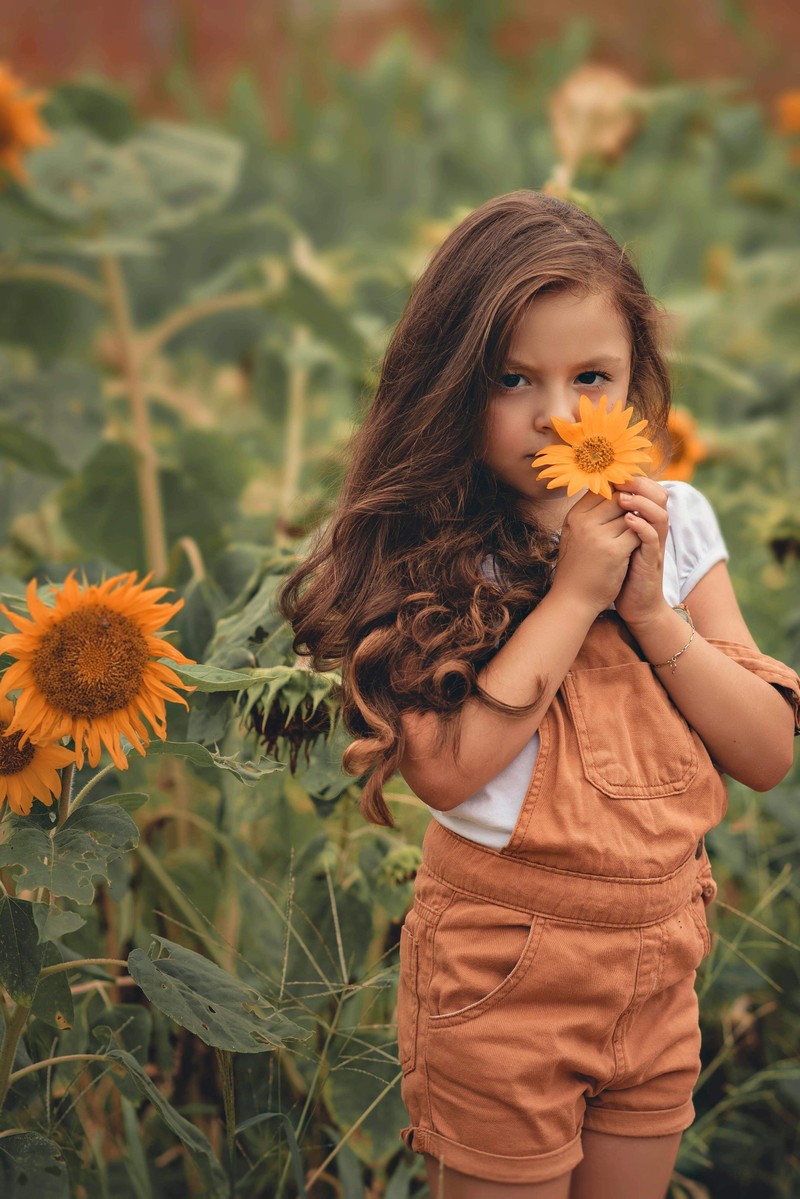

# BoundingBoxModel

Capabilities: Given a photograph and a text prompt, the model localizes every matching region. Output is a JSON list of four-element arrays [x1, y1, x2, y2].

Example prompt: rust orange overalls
[[397, 610, 800, 1184]]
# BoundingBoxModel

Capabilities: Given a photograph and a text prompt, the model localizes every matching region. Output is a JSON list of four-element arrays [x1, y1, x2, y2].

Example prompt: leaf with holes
[[0, 802, 138, 905], [0, 1132, 69, 1198], [126, 936, 310, 1053]]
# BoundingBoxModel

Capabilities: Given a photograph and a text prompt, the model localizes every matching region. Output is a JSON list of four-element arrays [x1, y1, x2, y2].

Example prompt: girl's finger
[[616, 479, 669, 507], [623, 510, 662, 549], [617, 493, 667, 523]]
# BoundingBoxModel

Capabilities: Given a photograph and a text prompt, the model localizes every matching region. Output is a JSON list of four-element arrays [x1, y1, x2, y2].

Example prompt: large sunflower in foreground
[[0, 697, 75, 816], [531, 394, 654, 500], [0, 571, 195, 771], [0, 63, 53, 185]]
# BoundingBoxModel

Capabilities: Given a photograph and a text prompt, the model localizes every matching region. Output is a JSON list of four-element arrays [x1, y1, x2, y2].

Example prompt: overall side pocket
[[397, 914, 420, 1074]]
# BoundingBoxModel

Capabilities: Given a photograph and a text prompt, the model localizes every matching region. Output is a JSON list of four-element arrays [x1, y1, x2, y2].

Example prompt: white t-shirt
[[425, 480, 730, 849]]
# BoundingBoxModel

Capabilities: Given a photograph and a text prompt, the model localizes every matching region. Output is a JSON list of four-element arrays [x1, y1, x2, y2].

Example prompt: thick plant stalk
[[100, 253, 169, 580], [277, 326, 311, 545], [57, 762, 75, 827], [0, 1001, 32, 1109]]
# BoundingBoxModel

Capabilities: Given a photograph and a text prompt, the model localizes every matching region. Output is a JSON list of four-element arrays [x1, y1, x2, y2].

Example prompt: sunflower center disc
[[575, 435, 615, 472], [32, 604, 150, 718], [0, 722, 36, 775]]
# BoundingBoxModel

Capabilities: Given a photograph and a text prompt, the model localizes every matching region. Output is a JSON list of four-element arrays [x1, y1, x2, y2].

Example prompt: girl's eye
[[575, 370, 612, 387], [498, 373, 527, 391]]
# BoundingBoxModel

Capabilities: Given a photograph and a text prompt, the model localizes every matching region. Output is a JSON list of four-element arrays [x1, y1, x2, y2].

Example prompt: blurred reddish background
[[5, 0, 798, 137]]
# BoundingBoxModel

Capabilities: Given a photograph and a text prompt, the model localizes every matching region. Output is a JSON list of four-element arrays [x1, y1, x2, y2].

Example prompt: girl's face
[[482, 288, 632, 530]]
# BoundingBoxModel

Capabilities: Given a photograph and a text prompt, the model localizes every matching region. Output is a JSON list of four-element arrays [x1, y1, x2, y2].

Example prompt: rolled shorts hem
[[399, 1123, 584, 1184], [582, 1096, 695, 1138]]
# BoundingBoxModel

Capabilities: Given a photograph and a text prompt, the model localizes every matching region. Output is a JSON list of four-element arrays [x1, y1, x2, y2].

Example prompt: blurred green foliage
[[0, 5, 798, 1197]]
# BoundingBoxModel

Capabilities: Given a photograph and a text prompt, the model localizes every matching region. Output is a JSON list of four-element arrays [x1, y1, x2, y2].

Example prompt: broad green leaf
[[127, 935, 309, 1053], [145, 739, 283, 784], [124, 121, 244, 232], [30, 942, 74, 1030], [95, 1039, 229, 1197], [167, 662, 268, 692], [24, 128, 158, 231], [0, 897, 42, 1004], [0, 1133, 69, 1199], [0, 422, 71, 477], [31, 902, 86, 944], [81, 790, 149, 814], [0, 802, 138, 905], [47, 77, 137, 142]]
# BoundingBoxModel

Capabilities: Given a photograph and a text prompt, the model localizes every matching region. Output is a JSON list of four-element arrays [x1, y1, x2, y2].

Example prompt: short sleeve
[[663, 480, 729, 601], [705, 637, 800, 737]]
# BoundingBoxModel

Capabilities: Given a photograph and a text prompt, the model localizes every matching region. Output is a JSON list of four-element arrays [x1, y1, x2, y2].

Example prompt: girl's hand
[[551, 489, 641, 616], [612, 478, 670, 627]]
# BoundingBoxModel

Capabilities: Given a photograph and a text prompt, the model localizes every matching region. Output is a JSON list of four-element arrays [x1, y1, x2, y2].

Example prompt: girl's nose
[[535, 391, 582, 433]]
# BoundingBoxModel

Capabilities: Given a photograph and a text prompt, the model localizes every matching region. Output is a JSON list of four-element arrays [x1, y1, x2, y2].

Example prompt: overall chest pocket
[[563, 660, 699, 799]]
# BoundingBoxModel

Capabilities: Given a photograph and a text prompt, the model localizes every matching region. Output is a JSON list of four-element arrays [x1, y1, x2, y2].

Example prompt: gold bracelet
[[650, 604, 695, 674]]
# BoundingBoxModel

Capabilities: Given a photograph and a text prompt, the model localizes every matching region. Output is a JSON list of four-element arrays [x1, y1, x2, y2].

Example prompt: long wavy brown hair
[[278, 190, 672, 828]]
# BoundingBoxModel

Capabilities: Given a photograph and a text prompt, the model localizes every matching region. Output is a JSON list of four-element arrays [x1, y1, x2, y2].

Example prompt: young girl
[[278, 191, 800, 1198]]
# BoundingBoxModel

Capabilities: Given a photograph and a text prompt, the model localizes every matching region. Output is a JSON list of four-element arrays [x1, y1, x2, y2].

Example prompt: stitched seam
[[504, 709, 552, 852], [420, 861, 697, 928], [604, 927, 644, 1089]]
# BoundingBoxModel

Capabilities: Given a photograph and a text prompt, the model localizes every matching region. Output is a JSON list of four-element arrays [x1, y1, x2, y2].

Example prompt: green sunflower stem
[[214, 1047, 236, 1194], [0, 1001, 32, 1110], [57, 762, 75, 827], [70, 761, 117, 811], [276, 325, 311, 549], [100, 252, 169, 581]]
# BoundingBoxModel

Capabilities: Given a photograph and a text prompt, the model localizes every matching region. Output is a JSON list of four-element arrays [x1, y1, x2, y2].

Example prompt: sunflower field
[[0, 9, 799, 1198]]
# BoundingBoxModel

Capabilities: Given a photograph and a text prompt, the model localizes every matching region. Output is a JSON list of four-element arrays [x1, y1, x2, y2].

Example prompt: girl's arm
[[613, 478, 796, 791], [400, 488, 646, 810], [626, 559, 797, 792], [399, 582, 598, 811]]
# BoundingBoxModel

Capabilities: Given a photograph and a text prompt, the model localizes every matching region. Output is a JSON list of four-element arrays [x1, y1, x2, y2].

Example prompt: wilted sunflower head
[[0, 570, 195, 771], [0, 696, 75, 816], [246, 694, 332, 774], [531, 393, 654, 500]]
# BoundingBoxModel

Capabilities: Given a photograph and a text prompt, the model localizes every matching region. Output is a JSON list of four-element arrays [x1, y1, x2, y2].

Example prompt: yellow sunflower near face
[[0, 63, 54, 186], [0, 570, 196, 772], [0, 697, 75, 816], [531, 394, 654, 501]]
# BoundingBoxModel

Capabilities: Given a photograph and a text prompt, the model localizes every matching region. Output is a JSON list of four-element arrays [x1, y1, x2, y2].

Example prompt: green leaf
[[0, 897, 42, 1004], [168, 662, 269, 692], [23, 122, 243, 240], [0, 802, 138, 905], [0, 422, 71, 477], [31, 902, 86, 944], [47, 76, 137, 143], [126, 935, 310, 1053], [123, 121, 244, 232], [0, 1133, 69, 1199], [95, 1040, 229, 1198], [145, 739, 283, 785], [81, 791, 149, 814], [31, 942, 74, 1030]]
